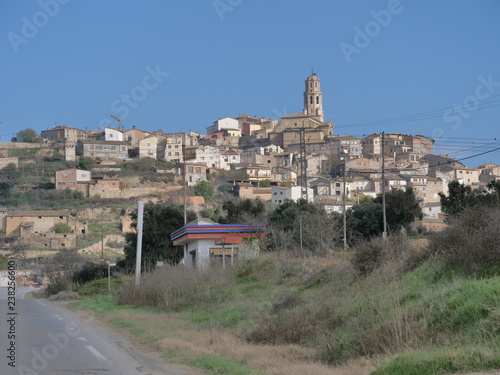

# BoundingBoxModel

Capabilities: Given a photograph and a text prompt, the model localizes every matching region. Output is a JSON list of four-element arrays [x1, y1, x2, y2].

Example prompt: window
[[316, 96, 319, 104], [310, 96, 313, 104]]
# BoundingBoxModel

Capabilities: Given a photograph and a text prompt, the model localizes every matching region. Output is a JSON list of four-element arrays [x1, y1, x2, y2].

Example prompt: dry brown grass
[[90, 306, 381, 375], [117, 263, 236, 311]]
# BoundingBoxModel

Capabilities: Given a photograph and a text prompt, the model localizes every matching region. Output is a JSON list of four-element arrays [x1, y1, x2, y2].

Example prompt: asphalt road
[[0, 286, 191, 375]]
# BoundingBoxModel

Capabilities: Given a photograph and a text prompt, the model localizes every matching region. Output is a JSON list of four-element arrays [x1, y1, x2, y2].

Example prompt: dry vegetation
[[71, 206, 500, 375]]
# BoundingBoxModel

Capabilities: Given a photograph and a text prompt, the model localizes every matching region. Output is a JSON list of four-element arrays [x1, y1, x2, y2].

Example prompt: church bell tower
[[303, 73, 324, 122]]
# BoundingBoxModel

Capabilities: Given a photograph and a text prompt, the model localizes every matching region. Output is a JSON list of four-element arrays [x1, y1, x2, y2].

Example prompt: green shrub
[[429, 206, 500, 276], [54, 222, 73, 233], [72, 262, 107, 285]]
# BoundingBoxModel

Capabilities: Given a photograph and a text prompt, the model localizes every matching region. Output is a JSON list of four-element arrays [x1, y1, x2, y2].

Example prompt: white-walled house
[[171, 219, 265, 268], [206, 117, 239, 135], [271, 186, 313, 204], [220, 149, 242, 170], [105, 127, 124, 142], [192, 146, 221, 169]]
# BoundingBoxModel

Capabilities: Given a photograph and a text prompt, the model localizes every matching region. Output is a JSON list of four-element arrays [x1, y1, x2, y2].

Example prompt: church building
[[271, 73, 333, 149]]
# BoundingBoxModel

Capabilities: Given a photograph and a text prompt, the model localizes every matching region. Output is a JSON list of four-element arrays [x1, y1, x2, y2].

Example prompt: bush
[[117, 264, 236, 311], [54, 222, 73, 233], [351, 236, 416, 276], [429, 206, 500, 276], [245, 305, 328, 345], [270, 290, 300, 313], [72, 262, 107, 285]]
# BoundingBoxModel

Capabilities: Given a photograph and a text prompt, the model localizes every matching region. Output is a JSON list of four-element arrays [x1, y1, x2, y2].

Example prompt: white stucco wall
[[183, 238, 260, 268]]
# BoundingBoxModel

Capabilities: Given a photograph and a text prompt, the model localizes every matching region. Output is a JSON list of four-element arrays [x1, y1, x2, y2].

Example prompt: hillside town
[[1, 73, 499, 252]]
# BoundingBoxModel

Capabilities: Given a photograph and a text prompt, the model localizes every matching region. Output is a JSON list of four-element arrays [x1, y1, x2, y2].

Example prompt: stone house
[[386, 174, 408, 191], [220, 149, 242, 170], [88, 178, 121, 198], [41, 125, 87, 143], [175, 163, 209, 186], [3, 210, 71, 238], [235, 183, 272, 201], [454, 167, 480, 185], [158, 133, 191, 163], [138, 133, 164, 159], [271, 166, 297, 184], [55, 168, 92, 194], [122, 127, 151, 147], [187, 146, 221, 169], [77, 140, 129, 160], [240, 149, 278, 169], [479, 163, 500, 183], [231, 163, 272, 183]]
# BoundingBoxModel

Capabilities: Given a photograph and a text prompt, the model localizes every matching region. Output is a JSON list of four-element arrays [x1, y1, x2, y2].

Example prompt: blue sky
[[1, 0, 499, 167]]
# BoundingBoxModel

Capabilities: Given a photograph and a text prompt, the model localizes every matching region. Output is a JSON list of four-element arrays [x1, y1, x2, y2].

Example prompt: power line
[[335, 95, 500, 129]]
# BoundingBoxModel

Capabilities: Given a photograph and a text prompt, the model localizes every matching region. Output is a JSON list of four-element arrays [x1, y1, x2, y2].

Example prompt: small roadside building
[[171, 219, 265, 268]]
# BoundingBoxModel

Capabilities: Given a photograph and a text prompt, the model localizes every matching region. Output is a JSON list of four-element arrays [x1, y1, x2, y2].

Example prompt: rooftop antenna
[[110, 115, 122, 129]]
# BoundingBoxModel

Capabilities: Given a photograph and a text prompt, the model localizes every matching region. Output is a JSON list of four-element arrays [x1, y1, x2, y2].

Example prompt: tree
[[267, 199, 332, 254], [346, 188, 422, 245], [194, 181, 214, 201], [439, 180, 474, 218], [42, 249, 85, 295], [346, 200, 384, 245], [259, 179, 271, 187], [374, 187, 422, 233], [220, 198, 266, 224], [440, 180, 500, 218], [1, 163, 21, 182], [13, 128, 37, 143], [78, 156, 94, 171], [122, 203, 196, 270], [0, 180, 14, 203]]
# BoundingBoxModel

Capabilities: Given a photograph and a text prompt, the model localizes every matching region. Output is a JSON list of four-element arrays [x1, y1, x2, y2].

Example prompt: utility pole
[[101, 227, 104, 262], [381, 132, 387, 239], [182, 133, 187, 225], [299, 215, 303, 253], [342, 153, 347, 251], [135, 201, 144, 286]]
